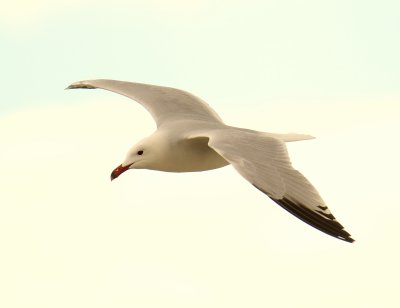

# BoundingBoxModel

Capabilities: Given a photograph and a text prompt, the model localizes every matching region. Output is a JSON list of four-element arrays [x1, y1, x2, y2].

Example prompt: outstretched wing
[[67, 79, 223, 127], [188, 128, 354, 243]]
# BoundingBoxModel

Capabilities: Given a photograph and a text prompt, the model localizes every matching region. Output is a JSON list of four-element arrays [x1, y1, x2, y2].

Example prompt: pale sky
[[1, 1, 400, 307]]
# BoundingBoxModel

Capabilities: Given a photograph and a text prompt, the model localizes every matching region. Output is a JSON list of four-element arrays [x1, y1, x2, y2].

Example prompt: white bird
[[67, 79, 354, 243]]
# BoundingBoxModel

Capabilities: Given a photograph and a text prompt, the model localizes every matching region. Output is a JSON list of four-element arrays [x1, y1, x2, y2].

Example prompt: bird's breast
[[156, 136, 229, 172]]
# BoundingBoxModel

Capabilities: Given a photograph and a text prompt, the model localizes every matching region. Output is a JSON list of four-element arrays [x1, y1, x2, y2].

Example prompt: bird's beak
[[110, 164, 130, 181]]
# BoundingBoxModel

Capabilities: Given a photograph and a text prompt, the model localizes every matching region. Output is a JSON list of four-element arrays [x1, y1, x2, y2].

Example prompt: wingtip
[[340, 235, 355, 243], [336, 226, 355, 243], [65, 81, 97, 90], [252, 184, 355, 244]]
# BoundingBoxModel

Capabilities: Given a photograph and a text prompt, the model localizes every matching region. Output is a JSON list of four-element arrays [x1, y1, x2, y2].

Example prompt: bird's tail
[[266, 132, 316, 142]]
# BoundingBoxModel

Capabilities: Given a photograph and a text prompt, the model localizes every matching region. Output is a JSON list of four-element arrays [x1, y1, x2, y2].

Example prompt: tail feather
[[266, 133, 316, 142]]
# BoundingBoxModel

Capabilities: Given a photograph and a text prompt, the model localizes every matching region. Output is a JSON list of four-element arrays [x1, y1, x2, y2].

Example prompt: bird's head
[[110, 134, 169, 180]]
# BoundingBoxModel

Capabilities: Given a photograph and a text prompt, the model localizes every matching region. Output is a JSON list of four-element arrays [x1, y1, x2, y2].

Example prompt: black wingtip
[[339, 234, 355, 243], [273, 196, 355, 243], [345, 237, 355, 243], [253, 184, 355, 243], [65, 82, 96, 90]]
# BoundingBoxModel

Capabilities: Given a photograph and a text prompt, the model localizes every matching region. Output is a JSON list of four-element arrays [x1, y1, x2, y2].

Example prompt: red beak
[[111, 164, 130, 181]]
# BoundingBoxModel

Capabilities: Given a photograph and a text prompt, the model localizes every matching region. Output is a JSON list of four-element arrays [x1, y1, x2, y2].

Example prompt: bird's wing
[[187, 128, 354, 243], [66, 79, 223, 127]]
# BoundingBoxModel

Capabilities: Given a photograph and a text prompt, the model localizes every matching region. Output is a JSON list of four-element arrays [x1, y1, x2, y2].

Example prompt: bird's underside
[[67, 79, 355, 243]]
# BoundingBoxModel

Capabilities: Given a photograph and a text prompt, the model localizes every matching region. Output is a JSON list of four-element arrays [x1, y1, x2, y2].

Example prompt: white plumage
[[67, 79, 354, 243]]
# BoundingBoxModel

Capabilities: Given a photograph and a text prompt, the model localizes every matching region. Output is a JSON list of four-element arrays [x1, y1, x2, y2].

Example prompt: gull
[[67, 79, 354, 243]]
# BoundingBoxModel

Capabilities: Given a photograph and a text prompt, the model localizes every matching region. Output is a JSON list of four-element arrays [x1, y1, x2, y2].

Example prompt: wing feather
[[67, 79, 223, 126], [189, 128, 354, 243]]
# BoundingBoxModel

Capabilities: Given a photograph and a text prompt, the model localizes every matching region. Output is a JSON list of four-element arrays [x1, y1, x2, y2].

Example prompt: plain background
[[1, 1, 400, 307]]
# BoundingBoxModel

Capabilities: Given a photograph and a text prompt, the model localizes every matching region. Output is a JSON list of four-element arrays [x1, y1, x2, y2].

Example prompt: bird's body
[[67, 79, 354, 243], [129, 122, 229, 172]]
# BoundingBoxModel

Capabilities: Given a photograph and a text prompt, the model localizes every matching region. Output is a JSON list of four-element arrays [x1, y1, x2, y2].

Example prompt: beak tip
[[110, 164, 129, 181], [110, 171, 118, 181]]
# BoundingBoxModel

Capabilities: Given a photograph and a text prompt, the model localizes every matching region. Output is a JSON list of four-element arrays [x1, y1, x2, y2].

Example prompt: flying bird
[[67, 79, 354, 243]]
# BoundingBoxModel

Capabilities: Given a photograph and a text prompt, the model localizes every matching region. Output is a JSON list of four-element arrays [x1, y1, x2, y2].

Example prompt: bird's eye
[[137, 150, 144, 155]]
